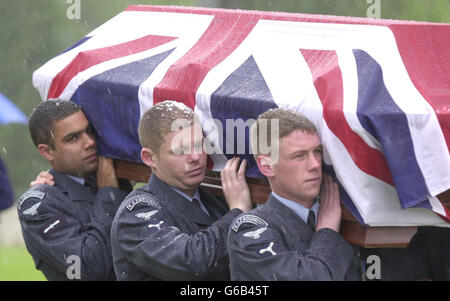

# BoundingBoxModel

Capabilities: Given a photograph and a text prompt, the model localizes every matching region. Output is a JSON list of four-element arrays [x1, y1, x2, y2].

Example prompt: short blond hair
[[250, 108, 317, 160], [138, 100, 195, 154]]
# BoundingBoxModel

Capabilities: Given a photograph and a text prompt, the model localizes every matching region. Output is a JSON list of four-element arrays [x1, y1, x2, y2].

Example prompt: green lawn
[[0, 246, 46, 281]]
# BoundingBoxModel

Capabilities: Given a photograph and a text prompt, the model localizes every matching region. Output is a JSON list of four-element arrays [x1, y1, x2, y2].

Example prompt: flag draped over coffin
[[32, 5, 450, 227]]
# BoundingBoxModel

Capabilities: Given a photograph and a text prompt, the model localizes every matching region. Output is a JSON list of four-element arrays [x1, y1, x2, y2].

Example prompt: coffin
[[33, 5, 450, 246]]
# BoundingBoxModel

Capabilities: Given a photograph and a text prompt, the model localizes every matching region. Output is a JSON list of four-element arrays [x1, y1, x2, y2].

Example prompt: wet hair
[[250, 108, 317, 159], [28, 99, 81, 148], [138, 100, 195, 155]]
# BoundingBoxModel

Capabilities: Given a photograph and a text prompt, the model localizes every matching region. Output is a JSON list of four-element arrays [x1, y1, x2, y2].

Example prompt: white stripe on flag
[[33, 11, 180, 100], [368, 33, 450, 198], [322, 123, 449, 226], [138, 13, 214, 117], [195, 24, 255, 171], [337, 48, 382, 151], [58, 39, 179, 101]]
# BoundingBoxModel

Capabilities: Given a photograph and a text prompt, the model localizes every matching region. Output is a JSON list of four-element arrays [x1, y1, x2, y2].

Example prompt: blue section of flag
[[59, 36, 92, 55], [323, 163, 366, 225], [407, 199, 432, 210], [71, 49, 175, 163], [0, 93, 27, 125], [0, 156, 14, 211], [353, 49, 429, 209], [210, 56, 277, 178]]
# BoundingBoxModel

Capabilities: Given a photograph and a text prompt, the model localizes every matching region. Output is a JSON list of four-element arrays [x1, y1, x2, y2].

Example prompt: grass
[[0, 246, 46, 281]]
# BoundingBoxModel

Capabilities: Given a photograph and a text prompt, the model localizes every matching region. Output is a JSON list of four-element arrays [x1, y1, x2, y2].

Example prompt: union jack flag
[[32, 5, 450, 226]]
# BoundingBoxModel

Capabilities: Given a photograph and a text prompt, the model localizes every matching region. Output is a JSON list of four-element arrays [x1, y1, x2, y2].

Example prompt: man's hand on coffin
[[221, 157, 252, 212], [96, 156, 119, 189], [316, 174, 342, 233]]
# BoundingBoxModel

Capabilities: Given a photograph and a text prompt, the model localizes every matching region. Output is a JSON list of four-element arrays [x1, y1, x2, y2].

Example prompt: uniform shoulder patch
[[22, 202, 42, 216], [18, 190, 45, 210], [243, 227, 268, 239], [126, 194, 160, 211], [135, 210, 159, 221], [231, 214, 268, 232]]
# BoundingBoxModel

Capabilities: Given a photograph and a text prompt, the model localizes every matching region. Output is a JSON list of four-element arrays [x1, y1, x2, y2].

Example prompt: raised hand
[[96, 156, 119, 189], [220, 157, 253, 212], [30, 170, 54, 187], [316, 174, 342, 233]]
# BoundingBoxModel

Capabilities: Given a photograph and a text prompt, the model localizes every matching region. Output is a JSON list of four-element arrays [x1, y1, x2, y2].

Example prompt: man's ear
[[141, 147, 157, 168], [37, 144, 54, 161], [256, 155, 275, 178]]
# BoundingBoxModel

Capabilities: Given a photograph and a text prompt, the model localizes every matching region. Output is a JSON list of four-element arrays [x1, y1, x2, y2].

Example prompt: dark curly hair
[[28, 99, 81, 148]]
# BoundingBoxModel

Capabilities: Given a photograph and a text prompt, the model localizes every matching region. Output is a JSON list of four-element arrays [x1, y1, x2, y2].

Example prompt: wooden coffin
[[114, 159, 449, 248]]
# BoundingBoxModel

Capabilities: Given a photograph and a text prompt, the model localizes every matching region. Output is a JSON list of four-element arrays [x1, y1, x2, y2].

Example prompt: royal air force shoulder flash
[[18, 190, 45, 210], [231, 214, 268, 232], [126, 194, 161, 212], [231, 215, 279, 258]]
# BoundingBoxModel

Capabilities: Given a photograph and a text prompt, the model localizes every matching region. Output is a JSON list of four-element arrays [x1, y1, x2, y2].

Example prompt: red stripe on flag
[[301, 49, 394, 185], [47, 34, 176, 99], [153, 13, 260, 109], [390, 24, 450, 149]]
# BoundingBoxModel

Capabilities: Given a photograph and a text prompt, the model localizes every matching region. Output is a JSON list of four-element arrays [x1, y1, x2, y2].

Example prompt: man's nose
[[189, 152, 201, 162], [189, 144, 204, 162], [307, 153, 321, 170], [83, 132, 96, 149]]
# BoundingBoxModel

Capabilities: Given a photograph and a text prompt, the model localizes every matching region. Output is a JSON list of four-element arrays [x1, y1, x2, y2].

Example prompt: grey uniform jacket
[[111, 174, 242, 281], [17, 169, 130, 281], [227, 194, 360, 281]]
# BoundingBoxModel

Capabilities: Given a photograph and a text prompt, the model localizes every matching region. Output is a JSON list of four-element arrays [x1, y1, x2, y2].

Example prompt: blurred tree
[[201, 0, 449, 22], [0, 0, 83, 201]]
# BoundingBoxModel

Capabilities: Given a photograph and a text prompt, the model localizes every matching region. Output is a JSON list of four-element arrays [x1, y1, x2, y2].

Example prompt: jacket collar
[[198, 188, 226, 220], [145, 173, 215, 226], [265, 193, 314, 235], [49, 169, 95, 203]]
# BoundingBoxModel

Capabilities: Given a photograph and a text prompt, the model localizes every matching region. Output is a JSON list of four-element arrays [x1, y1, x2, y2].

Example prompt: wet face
[[149, 123, 207, 196], [46, 111, 98, 178], [270, 130, 322, 207]]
